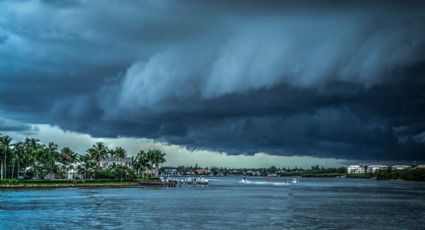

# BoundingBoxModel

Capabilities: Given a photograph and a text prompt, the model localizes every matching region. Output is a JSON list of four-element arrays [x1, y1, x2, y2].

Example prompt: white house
[[367, 165, 388, 173], [392, 165, 411, 170], [99, 157, 133, 168], [64, 162, 84, 180], [347, 165, 365, 174]]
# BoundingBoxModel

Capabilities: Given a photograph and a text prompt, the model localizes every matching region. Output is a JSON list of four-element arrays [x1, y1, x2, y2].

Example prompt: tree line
[[373, 167, 425, 181], [0, 134, 166, 180]]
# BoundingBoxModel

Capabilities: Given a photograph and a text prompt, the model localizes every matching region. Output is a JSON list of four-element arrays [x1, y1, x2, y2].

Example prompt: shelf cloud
[[1, 0, 425, 161]]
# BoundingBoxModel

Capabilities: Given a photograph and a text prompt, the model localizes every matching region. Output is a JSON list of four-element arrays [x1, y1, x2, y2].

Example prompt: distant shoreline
[[0, 178, 172, 189], [1, 174, 424, 190]]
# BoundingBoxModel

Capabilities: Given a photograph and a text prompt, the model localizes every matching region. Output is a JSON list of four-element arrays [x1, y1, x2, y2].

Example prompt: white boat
[[239, 178, 299, 186]]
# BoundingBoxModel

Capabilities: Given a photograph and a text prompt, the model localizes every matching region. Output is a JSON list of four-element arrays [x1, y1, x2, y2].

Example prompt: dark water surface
[[1, 177, 424, 229]]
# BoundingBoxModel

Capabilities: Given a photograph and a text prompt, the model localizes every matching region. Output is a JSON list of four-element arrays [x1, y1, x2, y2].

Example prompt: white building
[[392, 165, 411, 170], [64, 163, 84, 180], [347, 165, 365, 174], [367, 165, 388, 173], [99, 157, 133, 168], [163, 168, 178, 176]]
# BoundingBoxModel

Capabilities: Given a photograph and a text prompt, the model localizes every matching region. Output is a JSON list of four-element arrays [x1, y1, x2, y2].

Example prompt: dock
[[139, 179, 177, 187], [161, 177, 209, 187]]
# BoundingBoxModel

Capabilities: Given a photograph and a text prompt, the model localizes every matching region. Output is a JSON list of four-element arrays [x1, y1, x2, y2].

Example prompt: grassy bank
[[0, 178, 161, 189], [346, 174, 372, 179], [300, 173, 346, 178]]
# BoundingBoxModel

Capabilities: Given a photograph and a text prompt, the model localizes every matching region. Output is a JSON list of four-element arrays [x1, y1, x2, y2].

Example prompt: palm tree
[[60, 147, 77, 179], [10, 143, 19, 179], [135, 150, 151, 177], [32, 143, 47, 179], [87, 142, 109, 177], [109, 148, 115, 160], [0, 135, 12, 179], [60, 147, 77, 164], [44, 142, 59, 179], [131, 156, 139, 176], [23, 138, 41, 179], [113, 147, 127, 181], [147, 149, 166, 177], [0, 134, 4, 180], [12, 142, 24, 179], [114, 147, 127, 162], [77, 154, 94, 180]]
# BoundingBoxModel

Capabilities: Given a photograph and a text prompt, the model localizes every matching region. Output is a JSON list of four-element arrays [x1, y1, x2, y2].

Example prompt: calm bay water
[[1, 177, 425, 229]]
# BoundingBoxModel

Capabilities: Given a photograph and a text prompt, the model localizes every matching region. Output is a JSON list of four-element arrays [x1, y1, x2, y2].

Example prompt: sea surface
[[1, 177, 425, 229]]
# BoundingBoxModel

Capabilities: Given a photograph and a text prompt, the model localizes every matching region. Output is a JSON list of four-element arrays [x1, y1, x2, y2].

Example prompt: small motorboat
[[240, 178, 251, 184], [239, 177, 299, 186]]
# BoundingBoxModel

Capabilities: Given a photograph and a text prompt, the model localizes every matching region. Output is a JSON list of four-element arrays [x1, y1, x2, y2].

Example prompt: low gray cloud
[[413, 132, 425, 144], [0, 0, 424, 161], [0, 116, 32, 132]]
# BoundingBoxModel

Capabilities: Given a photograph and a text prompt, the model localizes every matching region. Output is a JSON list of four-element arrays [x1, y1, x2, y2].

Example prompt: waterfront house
[[247, 170, 261, 176], [367, 165, 388, 173], [347, 165, 365, 174], [392, 165, 412, 170], [25, 162, 62, 180], [99, 157, 133, 168], [196, 167, 211, 175], [24, 161, 84, 180], [64, 162, 84, 180], [163, 168, 178, 176]]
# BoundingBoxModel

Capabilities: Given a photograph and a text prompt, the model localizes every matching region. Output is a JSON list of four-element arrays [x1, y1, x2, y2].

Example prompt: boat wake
[[239, 178, 299, 186], [206, 179, 222, 182]]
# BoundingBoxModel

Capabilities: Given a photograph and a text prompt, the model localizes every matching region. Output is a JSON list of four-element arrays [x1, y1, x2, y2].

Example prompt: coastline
[[1, 174, 423, 190], [0, 179, 171, 189]]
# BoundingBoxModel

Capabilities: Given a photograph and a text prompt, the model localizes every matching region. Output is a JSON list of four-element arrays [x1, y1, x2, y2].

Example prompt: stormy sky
[[1, 0, 425, 164]]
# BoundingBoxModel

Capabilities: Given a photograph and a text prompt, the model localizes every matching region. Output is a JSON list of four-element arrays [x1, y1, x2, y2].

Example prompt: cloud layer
[[1, 0, 425, 161]]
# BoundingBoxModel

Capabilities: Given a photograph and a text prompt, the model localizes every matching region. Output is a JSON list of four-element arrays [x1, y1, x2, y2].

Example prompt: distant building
[[196, 168, 210, 175], [347, 165, 365, 174], [392, 165, 412, 170], [64, 162, 84, 180], [415, 165, 425, 169], [247, 170, 261, 176], [367, 165, 388, 173], [163, 168, 178, 176], [99, 157, 133, 168]]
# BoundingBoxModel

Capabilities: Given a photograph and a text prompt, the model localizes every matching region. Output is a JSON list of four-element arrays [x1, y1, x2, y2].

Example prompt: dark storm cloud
[[1, 0, 425, 160]]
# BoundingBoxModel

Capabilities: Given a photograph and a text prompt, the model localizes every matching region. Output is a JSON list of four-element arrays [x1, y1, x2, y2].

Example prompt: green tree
[[114, 147, 127, 161], [60, 147, 77, 178], [0, 135, 12, 179], [11, 142, 26, 179], [77, 154, 95, 179], [113, 147, 127, 181], [134, 150, 151, 176], [87, 142, 109, 177], [45, 142, 60, 179], [88, 142, 108, 165], [147, 149, 166, 177], [24, 138, 41, 178], [60, 147, 77, 164], [109, 148, 116, 160]]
